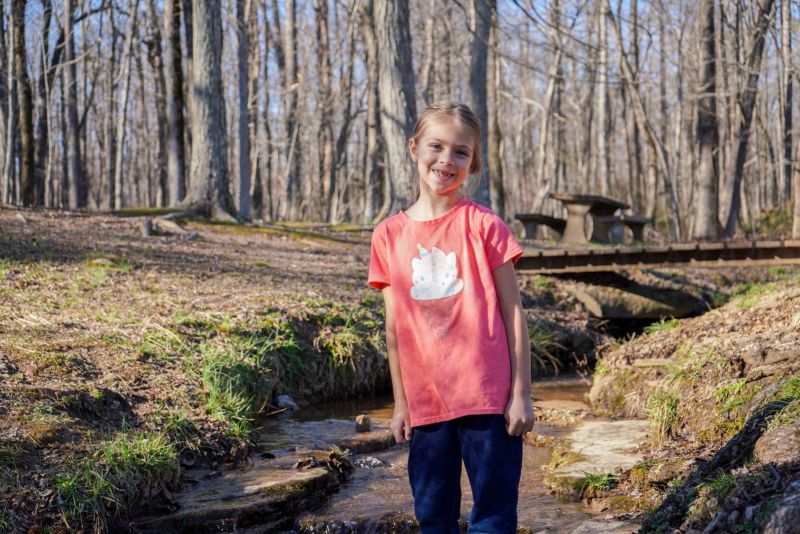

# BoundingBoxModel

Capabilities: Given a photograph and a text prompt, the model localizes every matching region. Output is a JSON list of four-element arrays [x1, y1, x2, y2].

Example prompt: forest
[[1, 0, 800, 240]]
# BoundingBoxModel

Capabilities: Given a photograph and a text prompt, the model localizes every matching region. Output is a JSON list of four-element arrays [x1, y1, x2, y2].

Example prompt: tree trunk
[[64, 0, 86, 208], [33, 0, 52, 206], [467, 0, 493, 208], [246, 0, 260, 219], [145, 0, 168, 207], [781, 0, 792, 205], [315, 0, 335, 222], [532, 0, 563, 212], [794, 139, 800, 238], [2, 0, 16, 204], [418, 0, 435, 105], [361, 0, 381, 222], [181, 0, 235, 220], [694, 0, 720, 240], [236, 0, 251, 219], [374, 0, 416, 217], [280, 0, 300, 220], [12, 0, 34, 206], [596, 0, 610, 197], [488, 6, 505, 218], [112, 0, 139, 210], [164, 0, 186, 206], [723, 0, 775, 237]]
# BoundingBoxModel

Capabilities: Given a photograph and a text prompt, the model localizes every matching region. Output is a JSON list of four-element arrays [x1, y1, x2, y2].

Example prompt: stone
[[753, 422, 800, 466], [763, 490, 800, 534], [553, 420, 649, 479], [355, 414, 371, 433], [276, 394, 299, 411]]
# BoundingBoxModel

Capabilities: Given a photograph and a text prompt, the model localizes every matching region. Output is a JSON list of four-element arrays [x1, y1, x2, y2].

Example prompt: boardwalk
[[517, 240, 800, 274]]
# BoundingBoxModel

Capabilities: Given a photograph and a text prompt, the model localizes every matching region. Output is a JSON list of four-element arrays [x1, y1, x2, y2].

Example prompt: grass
[[573, 472, 618, 498], [528, 320, 564, 375], [643, 316, 680, 334], [646, 390, 679, 445], [730, 282, 776, 310], [55, 429, 179, 530]]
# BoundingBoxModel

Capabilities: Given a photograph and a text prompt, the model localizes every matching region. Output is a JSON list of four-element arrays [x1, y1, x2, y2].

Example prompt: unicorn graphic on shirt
[[410, 245, 463, 339]]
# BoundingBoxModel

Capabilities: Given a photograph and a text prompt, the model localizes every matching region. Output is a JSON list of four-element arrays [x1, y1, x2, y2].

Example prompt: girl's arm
[[383, 287, 413, 443], [493, 261, 535, 436]]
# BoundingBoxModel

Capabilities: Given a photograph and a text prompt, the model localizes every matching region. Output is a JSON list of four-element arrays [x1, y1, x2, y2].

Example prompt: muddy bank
[[587, 273, 800, 532]]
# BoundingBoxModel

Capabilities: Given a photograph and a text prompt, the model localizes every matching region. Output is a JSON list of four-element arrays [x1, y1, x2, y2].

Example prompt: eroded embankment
[[586, 274, 800, 533]]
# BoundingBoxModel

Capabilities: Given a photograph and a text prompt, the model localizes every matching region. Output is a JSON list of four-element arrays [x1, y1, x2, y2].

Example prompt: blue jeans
[[408, 415, 522, 533]]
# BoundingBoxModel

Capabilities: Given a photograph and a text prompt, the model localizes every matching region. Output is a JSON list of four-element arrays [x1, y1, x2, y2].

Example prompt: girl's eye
[[457, 150, 469, 157], [429, 144, 442, 150]]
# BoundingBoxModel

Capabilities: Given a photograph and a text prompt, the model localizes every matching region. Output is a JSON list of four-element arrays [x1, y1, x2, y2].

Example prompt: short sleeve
[[482, 213, 524, 271], [368, 224, 391, 289]]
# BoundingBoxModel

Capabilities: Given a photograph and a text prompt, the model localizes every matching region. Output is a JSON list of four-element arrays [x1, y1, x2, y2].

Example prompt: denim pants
[[408, 414, 522, 534]]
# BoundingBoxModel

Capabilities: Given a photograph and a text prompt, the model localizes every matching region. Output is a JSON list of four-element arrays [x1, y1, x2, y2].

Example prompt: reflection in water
[[259, 377, 595, 531]]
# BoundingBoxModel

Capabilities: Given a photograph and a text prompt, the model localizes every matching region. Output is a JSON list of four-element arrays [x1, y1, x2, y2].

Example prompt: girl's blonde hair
[[409, 102, 483, 175]]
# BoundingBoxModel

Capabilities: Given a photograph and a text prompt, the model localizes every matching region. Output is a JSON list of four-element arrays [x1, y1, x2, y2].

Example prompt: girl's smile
[[409, 119, 476, 199]]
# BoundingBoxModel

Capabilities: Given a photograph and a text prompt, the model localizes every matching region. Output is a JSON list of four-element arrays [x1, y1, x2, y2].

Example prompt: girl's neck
[[405, 193, 463, 221]]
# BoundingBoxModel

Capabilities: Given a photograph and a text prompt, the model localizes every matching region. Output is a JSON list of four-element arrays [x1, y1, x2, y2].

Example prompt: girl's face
[[409, 119, 476, 200]]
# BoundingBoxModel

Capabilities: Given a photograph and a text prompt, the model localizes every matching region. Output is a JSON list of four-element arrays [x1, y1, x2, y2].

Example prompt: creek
[[256, 378, 628, 533]]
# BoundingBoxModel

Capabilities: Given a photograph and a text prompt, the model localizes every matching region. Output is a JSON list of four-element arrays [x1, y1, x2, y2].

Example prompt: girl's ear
[[408, 138, 418, 162]]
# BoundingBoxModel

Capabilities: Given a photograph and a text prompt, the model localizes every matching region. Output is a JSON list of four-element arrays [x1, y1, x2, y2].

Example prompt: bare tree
[[780, 0, 792, 204], [467, 0, 493, 207], [163, 0, 186, 205], [374, 0, 416, 217], [12, 0, 34, 206], [723, 0, 776, 237], [112, 0, 139, 210], [694, 0, 720, 239], [181, 0, 235, 220], [236, 0, 251, 219], [315, 0, 335, 221], [488, 6, 505, 217], [531, 0, 564, 212], [595, 0, 610, 196], [361, 0, 381, 222], [64, 0, 86, 208]]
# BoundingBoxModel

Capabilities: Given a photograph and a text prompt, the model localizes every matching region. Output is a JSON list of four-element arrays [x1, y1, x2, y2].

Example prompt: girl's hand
[[504, 394, 535, 437], [391, 404, 413, 444]]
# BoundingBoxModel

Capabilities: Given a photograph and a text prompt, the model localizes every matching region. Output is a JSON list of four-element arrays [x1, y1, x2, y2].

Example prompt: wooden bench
[[515, 213, 566, 239], [598, 215, 652, 243]]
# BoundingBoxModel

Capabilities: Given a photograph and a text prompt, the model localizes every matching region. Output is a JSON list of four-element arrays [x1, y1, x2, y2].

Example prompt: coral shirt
[[368, 199, 524, 427]]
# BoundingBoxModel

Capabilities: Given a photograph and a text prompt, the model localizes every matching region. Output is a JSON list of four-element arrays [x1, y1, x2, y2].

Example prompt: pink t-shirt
[[368, 199, 524, 427]]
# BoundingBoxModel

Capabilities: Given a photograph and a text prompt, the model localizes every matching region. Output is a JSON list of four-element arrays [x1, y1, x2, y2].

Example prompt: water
[[256, 377, 599, 532]]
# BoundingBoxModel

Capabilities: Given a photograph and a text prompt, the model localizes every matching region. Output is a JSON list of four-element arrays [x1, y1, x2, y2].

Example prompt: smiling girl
[[368, 102, 534, 532]]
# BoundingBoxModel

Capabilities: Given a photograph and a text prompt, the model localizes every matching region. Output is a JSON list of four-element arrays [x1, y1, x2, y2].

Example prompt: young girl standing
[[368, 102, 534, 533]]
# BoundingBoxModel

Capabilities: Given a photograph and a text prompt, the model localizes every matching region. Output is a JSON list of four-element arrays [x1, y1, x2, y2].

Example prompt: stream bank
[[585, 272, 800, 533], [133, 378, 643, 533]]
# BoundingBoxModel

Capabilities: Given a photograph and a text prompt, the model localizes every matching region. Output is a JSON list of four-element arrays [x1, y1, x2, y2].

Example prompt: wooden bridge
[[516, 240, 800, 274]]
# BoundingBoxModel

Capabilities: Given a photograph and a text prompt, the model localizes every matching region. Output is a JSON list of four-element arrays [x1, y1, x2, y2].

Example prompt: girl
[[368, 102, 534, 533]]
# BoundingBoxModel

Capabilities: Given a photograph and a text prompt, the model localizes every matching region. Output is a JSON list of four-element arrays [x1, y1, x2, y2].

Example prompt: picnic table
[[548, 193, 630, 244]]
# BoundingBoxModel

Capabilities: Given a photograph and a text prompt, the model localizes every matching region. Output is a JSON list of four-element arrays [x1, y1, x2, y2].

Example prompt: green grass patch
[[528, 320, 563, 375], [55, 429, 179, 530], [573, 472, 618, 498], [731, 282, 776, 310], [646, 390, 678, 445], [643, 316, 679, 334], [137, 325, 186, 363]]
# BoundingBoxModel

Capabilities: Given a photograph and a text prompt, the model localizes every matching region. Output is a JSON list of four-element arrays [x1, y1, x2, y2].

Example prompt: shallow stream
[[256, 378, 603, 532]]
